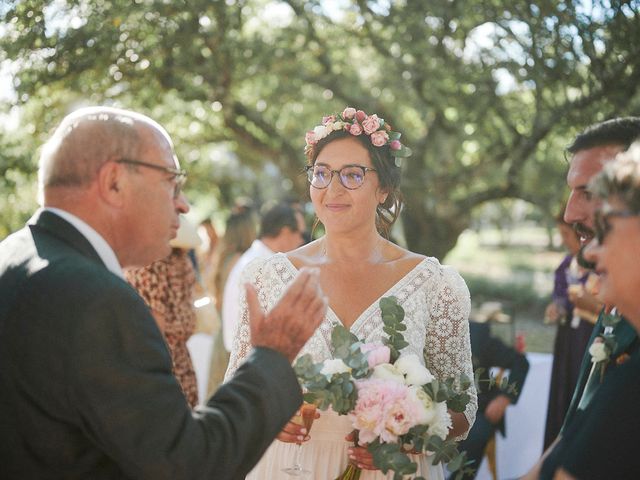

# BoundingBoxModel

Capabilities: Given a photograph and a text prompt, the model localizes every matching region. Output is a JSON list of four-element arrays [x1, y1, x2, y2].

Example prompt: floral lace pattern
[[224, 253, 477, 435]]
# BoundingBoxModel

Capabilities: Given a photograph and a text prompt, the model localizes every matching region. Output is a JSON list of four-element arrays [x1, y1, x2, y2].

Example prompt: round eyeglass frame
[[304, 164, 377, 190]]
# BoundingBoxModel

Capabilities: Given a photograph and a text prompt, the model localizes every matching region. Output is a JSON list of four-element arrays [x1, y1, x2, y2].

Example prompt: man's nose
[[175, 192, 190, 213]]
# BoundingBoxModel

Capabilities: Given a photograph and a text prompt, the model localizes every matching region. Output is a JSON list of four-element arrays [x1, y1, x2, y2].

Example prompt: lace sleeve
[[424, 265, 477, 440], [223, 258, 268, 381]]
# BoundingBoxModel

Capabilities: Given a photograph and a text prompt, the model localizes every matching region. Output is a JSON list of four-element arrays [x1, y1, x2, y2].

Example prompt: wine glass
[[282, 403, 317, 476]]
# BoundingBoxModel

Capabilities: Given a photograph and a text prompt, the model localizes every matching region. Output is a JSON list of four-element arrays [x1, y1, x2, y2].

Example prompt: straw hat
[[471, 301, 511, 324], [169, 215, 202, 250]]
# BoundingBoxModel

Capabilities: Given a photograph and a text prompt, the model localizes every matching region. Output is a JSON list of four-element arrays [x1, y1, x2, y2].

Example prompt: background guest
[[221, 201, 307, 353], [542, 212, 600, 448], [450, 320, 529, 480], [125, 215, 202, 407], [206, 207, 257, 395]]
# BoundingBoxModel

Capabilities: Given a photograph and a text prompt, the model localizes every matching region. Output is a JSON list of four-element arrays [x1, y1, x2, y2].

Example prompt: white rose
[[589, 342, 608, 363], [371, 363, 405, 384], [332, 121, 344, 130], [395, 354, 435, 386], [313, 125, 330, 141], [426, 401, 452, 440], [408, 386, 437, 425], [320, 358, 351, 377]]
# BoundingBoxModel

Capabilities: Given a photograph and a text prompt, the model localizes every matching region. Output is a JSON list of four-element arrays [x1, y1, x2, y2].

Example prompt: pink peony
[[322, 115, 336, 124], [305, 131, 317, 145], [360, 343, 391, 368], [362, 114, 381, 135], [349, 378, 423, 444], [389, 139, 401, 150], [356, 110, 367, 122], [342, 107, 357, 119], [370, 130, 389, 147], [349, 122, 363, 136]]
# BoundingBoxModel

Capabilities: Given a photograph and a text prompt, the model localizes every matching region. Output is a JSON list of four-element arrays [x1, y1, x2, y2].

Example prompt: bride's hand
[[345, 431, 378, 470], [276, 409, 320, 443]]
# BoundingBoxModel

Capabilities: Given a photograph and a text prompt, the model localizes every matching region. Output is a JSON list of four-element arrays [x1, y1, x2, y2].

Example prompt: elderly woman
[[541, 144, 640, 479], [225, 107, 476, 479]]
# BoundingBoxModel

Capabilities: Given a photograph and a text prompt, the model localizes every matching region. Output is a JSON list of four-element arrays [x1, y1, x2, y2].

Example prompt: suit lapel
[[612, 316, 638, 357], [29, 209, 106, 267]]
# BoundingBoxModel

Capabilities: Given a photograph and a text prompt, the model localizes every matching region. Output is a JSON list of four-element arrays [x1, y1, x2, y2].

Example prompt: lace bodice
[[225, 253, 477, 432]]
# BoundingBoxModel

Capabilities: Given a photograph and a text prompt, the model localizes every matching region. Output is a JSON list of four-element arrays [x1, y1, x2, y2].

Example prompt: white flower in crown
[[313, 124, 330, 142]]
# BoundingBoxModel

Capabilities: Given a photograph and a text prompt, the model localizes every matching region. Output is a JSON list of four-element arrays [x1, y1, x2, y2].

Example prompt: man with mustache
[[523, 116, 640, 479]]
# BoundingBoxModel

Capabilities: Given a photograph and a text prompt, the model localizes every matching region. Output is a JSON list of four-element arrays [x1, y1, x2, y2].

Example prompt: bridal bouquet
[[294, 297, 473, 480]]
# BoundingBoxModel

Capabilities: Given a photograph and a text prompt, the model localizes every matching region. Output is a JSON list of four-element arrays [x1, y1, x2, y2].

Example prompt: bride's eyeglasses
[[305, 164, 377, 190]]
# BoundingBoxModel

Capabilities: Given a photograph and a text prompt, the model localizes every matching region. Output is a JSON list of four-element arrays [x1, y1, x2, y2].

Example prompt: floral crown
[[304, 107, 412, 159]]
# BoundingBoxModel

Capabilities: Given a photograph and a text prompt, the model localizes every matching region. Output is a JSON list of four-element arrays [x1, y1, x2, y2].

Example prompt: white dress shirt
[[44, 207, 124, 278]]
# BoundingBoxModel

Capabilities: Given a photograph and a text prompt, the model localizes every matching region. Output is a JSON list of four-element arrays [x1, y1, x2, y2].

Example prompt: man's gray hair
[[38, 106, 164, 193]]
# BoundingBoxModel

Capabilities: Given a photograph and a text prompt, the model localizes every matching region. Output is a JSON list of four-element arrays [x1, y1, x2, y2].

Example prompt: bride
[[225, 107, 477, 479]]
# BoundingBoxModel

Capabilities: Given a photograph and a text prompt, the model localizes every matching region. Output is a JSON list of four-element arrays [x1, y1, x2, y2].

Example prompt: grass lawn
[[444, 226, 565, 353]]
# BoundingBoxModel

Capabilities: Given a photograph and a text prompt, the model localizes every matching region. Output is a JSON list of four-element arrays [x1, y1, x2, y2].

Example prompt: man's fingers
[[280, 267, 318, 307]]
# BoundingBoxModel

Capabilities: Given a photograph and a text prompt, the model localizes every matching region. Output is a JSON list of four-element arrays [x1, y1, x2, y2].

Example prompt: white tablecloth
[[475, 352, 553, 480]]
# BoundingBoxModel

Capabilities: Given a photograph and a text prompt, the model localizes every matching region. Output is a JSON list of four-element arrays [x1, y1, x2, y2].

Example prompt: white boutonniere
[[588, 311, 622, 382]]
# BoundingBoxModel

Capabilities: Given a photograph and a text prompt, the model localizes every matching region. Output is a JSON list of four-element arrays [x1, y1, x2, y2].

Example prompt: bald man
[[0, 107, 327, 479]]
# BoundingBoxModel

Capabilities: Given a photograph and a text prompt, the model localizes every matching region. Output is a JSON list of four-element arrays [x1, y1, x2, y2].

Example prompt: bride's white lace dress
[[225, 253, 477, 480]]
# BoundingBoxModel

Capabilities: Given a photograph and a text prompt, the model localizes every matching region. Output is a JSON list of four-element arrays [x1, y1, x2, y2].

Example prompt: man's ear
[[96, 161, 127, 207]]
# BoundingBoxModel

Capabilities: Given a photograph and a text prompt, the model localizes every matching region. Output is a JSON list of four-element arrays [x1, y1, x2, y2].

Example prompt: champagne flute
[[282, 403, 317, 476]]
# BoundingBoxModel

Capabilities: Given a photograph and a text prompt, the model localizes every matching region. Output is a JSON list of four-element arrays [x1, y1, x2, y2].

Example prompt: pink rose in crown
[[356, 110, 367, 122], [349, 122, 363, 136], [360, 343, 391, 368], [342, 107, 357, 119], [362, 114, 381, 135], [390, 140, 401, 150], [370, 130, 389, 147], [305, 131, 317, 145], [323, 115, 336, 124]]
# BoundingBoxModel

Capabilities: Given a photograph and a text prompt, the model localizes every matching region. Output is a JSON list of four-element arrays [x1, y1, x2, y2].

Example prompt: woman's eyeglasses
[[116, 158, 187, 199], [594, 209, 639, 244], [305, 164, 377, 190]]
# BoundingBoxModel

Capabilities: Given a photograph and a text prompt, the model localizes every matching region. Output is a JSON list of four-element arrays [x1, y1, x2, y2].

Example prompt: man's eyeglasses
[[305, 164, 377, 190], [116, 158, 187, 199], [594, 209, 639, 244]]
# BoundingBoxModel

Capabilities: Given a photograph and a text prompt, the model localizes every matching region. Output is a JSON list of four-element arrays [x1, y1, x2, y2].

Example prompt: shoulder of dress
[[241, 253, 291, 282]]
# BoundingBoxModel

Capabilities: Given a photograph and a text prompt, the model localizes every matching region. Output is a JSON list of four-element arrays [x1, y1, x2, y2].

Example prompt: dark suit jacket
[[562, 310, 639, 430], [0, 210, 302, 479], [469, 322, 529, 435]]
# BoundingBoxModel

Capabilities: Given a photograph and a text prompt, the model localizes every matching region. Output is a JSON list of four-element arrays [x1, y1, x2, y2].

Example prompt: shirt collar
[[44, 207, 124, 278]]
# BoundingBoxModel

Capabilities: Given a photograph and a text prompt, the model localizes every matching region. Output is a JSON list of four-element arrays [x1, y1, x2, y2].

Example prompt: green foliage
[[380, 296, 409, 362], [3, 1, 640, 254]]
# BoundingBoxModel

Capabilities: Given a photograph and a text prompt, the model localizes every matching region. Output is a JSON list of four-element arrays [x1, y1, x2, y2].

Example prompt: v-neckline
[[278, 254, 431, 332]]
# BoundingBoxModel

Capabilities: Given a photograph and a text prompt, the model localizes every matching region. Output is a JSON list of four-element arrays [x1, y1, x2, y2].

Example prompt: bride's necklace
[[320, 236, 385, 263]]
